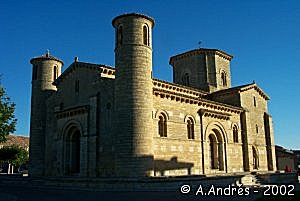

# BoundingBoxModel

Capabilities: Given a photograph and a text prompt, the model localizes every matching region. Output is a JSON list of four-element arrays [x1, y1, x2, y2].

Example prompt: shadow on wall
[[153, 156, 194, 176], [113, 155, 194, 178]]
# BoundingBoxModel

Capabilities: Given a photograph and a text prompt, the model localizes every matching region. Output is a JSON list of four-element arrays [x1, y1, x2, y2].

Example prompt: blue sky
[[0, 0, 299, 149]]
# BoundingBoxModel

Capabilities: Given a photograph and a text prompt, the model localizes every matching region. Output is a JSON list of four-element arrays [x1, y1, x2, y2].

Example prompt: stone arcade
[[29, 13, 276, 178]]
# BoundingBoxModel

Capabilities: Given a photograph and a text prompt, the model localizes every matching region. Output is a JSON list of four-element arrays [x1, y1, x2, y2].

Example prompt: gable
[[239, 86, 268, 112], [239, 84, 270, 101]]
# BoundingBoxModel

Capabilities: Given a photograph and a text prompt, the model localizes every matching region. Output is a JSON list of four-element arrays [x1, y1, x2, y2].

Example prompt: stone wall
[[29, 57, 62, 177], [240, 88, 270, 171], [152, 92, 244, 176], [113, 14, 155, 177], [170, 49, 232, 93], [44, 63, 115, 177]]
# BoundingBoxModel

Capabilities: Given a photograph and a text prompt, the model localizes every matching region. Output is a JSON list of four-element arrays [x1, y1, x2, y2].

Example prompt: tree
[[0, 83, 17, 142], [0, 145, 29, 167]]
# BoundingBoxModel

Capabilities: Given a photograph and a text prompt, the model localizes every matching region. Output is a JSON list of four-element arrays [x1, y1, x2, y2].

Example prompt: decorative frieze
[[153, 88, 243, 115], [55, 105, 89, 119]]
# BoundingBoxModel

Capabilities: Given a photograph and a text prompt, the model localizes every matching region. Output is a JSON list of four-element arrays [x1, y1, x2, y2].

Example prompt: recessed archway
[[208, 129, 225, 171], [64, 126, 81, 176]]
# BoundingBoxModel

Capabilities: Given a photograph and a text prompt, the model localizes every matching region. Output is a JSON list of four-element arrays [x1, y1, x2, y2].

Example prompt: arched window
[[53, 65, 57, 81], [158, 113, 167, 137], [221, 71, 227, 86], [233, 125, 238, 143], [116, 25, 123, 47], [143, 25, 149, 46], [187, 118, 194, 139], [182, 73, 190, 86]]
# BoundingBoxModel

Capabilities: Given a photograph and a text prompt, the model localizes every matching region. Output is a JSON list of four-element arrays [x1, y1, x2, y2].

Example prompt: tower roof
[[169, 48, 233, 65], [30, 52, 64, 65], [112, 13, 155, 28]]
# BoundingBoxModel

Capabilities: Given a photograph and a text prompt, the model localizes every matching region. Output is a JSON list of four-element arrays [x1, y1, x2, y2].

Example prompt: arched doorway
[[209, 134, 218, 169], [64, 127, 81, 175], [252, 146, 259, 170], [208, 129, 225, 171]]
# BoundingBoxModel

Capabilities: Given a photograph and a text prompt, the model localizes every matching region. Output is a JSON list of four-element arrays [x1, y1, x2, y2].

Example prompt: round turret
[[30, 52, 63, 91], [29, 52, 63, 176], [113, 13, 154, 177]]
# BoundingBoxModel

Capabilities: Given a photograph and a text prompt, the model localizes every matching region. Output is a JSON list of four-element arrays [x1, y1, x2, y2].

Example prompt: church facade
[[29, 13, 276, 177]]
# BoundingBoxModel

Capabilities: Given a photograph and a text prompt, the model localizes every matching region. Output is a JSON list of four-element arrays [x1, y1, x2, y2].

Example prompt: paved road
[[1, 176, 299, 201], [0, 184, 264, 201]]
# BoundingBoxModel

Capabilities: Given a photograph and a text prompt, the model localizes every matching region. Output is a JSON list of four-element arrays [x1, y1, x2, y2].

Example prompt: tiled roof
[[30, 53, 64, 65], [112, 13, 155, 27], [0, 135, 29, 149]]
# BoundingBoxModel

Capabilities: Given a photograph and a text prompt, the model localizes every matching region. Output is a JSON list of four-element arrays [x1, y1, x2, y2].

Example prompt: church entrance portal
[[208, 129, 225, 171], [64, 127, 81, 175]]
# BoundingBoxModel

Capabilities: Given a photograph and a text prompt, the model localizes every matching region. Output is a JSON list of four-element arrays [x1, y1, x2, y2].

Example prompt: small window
[[187, 118, 195, 139], [182, 73, 190, 86], [253, 96, 257, 107], [75, 80, 79, 93], [256, 124, 259, 134], [117, 25, 123, 47], [53, 66, 58, 81], [32, 65, 38, 80], [221, 71, 227, 86], [233, 126, 238, 143], [158, 113, 167, 137], [59, 102, 64, 110], [143, 25, 149, 46]]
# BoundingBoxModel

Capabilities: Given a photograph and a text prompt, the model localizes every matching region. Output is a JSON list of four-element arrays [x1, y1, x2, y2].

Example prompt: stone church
[[29, 13, 276, 178]]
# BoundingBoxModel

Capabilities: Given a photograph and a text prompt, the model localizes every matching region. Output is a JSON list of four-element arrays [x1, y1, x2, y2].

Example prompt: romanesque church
[[29, 13, 276, 177]]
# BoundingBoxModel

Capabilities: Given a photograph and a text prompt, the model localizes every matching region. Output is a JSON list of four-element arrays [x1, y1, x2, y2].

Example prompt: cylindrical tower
[[29, 52, 63, 176], [112, 13, 154, 177]]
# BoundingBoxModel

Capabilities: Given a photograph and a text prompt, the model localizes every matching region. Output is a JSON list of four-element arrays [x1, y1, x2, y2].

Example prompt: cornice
[[54, 62, 116, 86], [153, 88, 243, 115], [169, 48, 233, 65], [240, 85, 270, 100], [30, 53, 64, 65], [198, 109, 231, 120], [112, 13, 155, 28], [153, 79, 208, 98], [207, 83, 270, 101], [55, 105, 89, 119]]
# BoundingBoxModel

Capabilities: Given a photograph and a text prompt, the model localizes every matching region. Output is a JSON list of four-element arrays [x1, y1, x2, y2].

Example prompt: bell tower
[[113, 13, 154, 177], [170, 48, 233, 93], [29, 52, 63, 176]]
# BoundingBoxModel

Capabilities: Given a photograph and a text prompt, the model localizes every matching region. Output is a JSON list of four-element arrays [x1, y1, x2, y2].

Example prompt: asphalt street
[[0, 184, 263, 201]]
